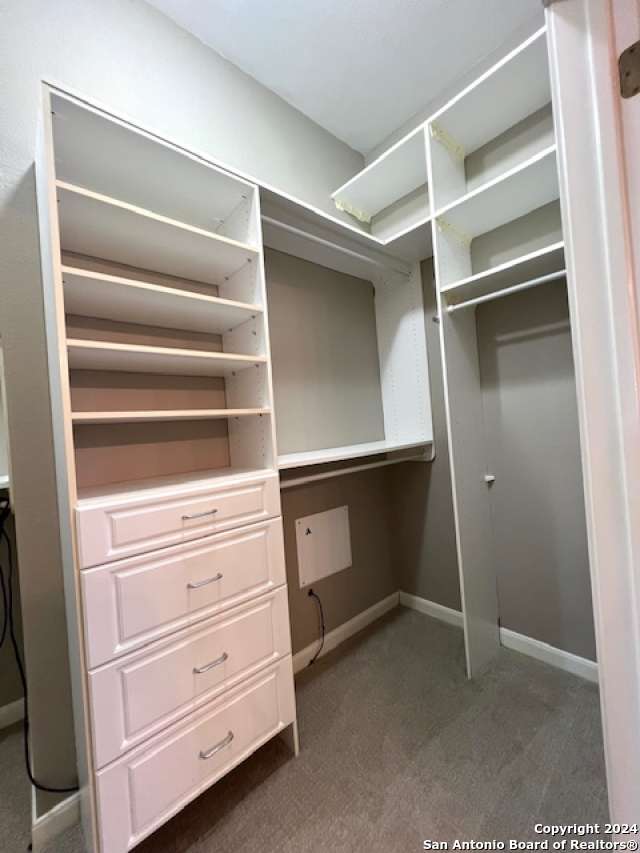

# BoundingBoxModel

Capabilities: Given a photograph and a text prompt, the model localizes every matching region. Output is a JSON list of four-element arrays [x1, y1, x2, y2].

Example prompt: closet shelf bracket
[[429, 122, 466, 162]]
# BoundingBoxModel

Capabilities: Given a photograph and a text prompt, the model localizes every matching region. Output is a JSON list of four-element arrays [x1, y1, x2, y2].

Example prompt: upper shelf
[[56, 182, 258, 286], [66, 339, 266, 377], [435, 145, 559, 240], [62, 266, 261, 335], [51, 92, 255, 234], [331, 127, 428, 224], [429, 27, 550, 156]]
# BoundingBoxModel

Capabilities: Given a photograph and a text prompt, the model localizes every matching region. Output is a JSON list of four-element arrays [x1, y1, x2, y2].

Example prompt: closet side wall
[[0, 0, 362, 818], [477, 282, 595, 661]]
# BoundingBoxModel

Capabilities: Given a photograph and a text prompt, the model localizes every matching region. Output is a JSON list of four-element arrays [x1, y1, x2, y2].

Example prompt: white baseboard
[[0, 696, 24, 730], [31, 791, 81, 853], [293, 592, 399, 674], [400, 591, 598, 683], [399, 591, 464, 628], [499, 626, 598, 683]]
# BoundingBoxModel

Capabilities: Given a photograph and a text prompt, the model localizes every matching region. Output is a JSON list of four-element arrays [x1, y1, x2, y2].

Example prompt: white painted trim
[[0, 697, 24, 729], [31, 792, 80, 853], [398, 591, 464, 628], [400, 592, 598, 682], [293, 592, 399, 673], [500, 627, 598, 683]]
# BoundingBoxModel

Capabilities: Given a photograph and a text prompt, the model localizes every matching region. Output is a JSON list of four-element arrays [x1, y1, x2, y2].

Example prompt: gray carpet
[[3, 608, 609, 852]]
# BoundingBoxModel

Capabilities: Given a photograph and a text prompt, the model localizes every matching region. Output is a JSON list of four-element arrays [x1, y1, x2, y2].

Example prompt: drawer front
[[76, 472, 281, 568], [89, 587, 292, 768], [82, 517, 286, 668], [96, 657, 296, 853]]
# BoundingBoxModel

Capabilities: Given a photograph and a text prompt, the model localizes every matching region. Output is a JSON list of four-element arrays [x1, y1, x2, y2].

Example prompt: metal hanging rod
[[446, 269, 567, 314], [261, 215, 410, 278]]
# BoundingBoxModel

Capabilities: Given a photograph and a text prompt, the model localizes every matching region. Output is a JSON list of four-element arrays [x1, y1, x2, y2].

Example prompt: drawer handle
[[199, 730, 234, 761], [182, 508, 218, 521], [193, 652, 228, 674], [187, 572, 223, 590]]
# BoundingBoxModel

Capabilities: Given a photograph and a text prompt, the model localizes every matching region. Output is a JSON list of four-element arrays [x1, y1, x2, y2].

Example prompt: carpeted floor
[[3, 607, 609, 852]]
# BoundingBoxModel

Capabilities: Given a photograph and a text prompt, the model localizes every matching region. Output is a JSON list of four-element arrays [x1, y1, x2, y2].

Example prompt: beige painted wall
[[281, 469, 396, 654]]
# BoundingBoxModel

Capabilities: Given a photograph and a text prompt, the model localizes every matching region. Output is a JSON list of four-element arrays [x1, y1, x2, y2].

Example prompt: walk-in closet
[[1, 1, 639, 851]]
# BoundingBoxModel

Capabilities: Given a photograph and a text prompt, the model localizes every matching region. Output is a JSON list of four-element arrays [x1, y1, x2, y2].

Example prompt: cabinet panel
[[82, 517, 286, 667], [89, 587, 291, 767], [76, 471, 281, 568], [95, 658, 296, 853]]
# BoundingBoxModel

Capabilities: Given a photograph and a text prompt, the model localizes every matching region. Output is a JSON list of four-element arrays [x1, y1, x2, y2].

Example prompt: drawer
[[81, 517, 286, 668], [96, 656, 296, 853], [89, 586, 292, 768], [76, 470, 281, 568]]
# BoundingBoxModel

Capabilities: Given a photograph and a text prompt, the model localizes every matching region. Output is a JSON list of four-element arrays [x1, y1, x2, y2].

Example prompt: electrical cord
[[0, 497, 79, 794], [307, 588, 325, 666]]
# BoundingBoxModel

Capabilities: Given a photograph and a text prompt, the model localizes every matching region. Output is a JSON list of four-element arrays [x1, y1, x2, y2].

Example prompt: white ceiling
[[147, 0, 543, 155]]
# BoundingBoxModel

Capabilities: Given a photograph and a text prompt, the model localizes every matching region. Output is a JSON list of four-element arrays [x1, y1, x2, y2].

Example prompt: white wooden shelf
[[435, 145, 559, 240], [382, 215, 433, 263], [331, 126, 427, 223], [72, 408, 270, 425], [278, 438, 430, 470], [66, 339, 266, 377], [441, 242, 565, 304], [52, 93, 255, 234], [62, 266, 261, 335], [429, 27, 550, 156], [57, 182, 258, 286]]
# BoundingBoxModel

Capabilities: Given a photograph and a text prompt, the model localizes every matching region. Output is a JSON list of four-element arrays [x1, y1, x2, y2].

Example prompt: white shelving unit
[[38, 87, 299, 853], [62, 266, 262, 335], [428, 25, 565, 678], [329, 126, 432, 263], [262, 204, 434, 473], [279, 438, 430, 470], [429, 26, 552, 211], [57, 182, 258, 286], [71, 408, 270, 424], [441, 241, 565, 308], [66, 339, 266, 376], [434, 144, 558, 242]]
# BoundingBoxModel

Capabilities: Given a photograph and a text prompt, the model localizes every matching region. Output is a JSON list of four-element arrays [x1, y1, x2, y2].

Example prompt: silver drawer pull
[[193, 652, 228, 675], [187, 572, 223, 590], [182, 508, 218, 521], [199, 730, 234, 761]]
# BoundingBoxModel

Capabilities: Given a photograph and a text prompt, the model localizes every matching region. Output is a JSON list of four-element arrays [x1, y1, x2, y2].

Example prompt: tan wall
[[281, 469, 396, 655]]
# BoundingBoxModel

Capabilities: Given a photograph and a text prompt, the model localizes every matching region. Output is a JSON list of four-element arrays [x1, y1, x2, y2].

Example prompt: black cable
[[307, 588, 325, 666], [0, 500, 79, 794]]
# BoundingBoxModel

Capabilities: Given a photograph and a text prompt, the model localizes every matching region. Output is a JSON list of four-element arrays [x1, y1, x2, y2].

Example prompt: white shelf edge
[[56, 180, 259, 257], [434, 143, 558, 222], [331, 123, 427, 201], [66, 339, 267, 369], [440, 241, 565, 293], [429, 25, 548, 125], [61, 265, 263, 315], [278, 439, 431, 470], [72, 408, 271, 425]]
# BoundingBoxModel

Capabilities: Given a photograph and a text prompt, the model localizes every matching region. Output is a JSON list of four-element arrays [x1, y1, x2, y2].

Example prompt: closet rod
[[446, 269, 567, 314], [279, 452, 427, 490], [261, 216, 410, 278]]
